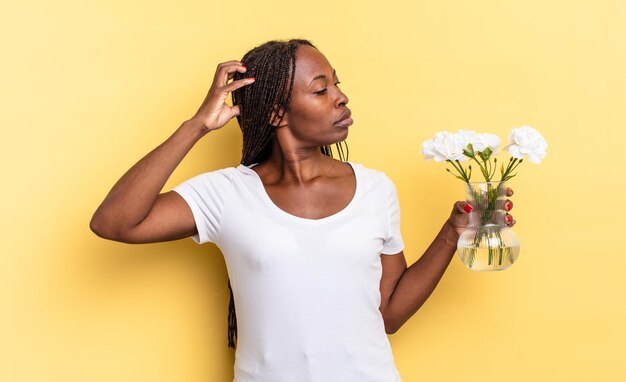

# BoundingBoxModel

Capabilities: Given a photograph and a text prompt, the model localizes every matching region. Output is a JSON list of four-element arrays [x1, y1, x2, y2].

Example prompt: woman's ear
[[269, 106, 288, 127]]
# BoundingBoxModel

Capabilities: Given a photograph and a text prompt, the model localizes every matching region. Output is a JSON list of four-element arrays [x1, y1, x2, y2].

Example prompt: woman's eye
[[315, 89, 327, 95]]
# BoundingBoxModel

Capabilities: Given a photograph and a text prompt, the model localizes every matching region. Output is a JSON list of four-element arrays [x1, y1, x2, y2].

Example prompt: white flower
[[504, 125, 548, 164], [455, 130, 501, 154], [422, 131, 469, 162], [455, 129, 479, 150], [475, 133, 501, 154]]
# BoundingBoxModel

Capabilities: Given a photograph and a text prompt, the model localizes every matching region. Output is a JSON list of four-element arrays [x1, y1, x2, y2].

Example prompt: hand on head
[[191, 61, 255, 132]]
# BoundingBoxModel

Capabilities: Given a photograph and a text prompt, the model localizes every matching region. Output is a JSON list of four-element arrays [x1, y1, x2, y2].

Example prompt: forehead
[[294, 45, 335, 83]]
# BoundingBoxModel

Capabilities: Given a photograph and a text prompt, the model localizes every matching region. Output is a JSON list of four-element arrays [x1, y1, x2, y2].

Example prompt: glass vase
[[456, 181, 520, 271]]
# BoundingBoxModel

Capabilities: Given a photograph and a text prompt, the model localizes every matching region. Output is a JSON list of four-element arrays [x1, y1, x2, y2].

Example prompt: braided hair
[[225, 39, 349, 349]]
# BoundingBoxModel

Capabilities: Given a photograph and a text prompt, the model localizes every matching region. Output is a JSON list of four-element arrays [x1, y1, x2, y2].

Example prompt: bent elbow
[[383, 317, 399, 335], [90, 214, 147, 244], [89, 214, 107, 238], [89, 213, 125, 242], [385, 325, 398, 335]]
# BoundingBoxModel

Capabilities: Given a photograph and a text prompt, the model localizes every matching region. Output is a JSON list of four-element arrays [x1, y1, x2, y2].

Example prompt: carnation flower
[[421, 126, 547, 182], [504, 125, 548, 164], [455, 130, 501, 154], [474, 133, 501, 155], [421, 131, 469, 162]]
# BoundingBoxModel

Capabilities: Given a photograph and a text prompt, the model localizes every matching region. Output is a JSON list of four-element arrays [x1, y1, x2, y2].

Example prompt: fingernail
[[506, 215, 512, 223], [463, 204, 473, 213], [505, 201, 512, 211]]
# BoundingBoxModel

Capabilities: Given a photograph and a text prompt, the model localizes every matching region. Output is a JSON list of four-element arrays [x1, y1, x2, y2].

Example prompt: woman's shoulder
[[175, 165, 243, 190], [349, 161, 392, 181], [349, 162, 398, 195], [193, 165, 241, 179]]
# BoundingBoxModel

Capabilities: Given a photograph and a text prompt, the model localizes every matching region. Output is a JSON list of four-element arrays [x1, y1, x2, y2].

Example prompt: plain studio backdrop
[[1, 0, 624, 381]]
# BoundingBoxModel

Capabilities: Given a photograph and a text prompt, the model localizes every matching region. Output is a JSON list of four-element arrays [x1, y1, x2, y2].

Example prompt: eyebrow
[[309, 70, 337, 86]]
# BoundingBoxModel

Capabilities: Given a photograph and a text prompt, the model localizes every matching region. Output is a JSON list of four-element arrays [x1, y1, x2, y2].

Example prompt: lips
[[334, 110, 353, 127]]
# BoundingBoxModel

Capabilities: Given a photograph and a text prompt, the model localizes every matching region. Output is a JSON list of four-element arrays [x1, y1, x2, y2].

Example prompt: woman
[[90, 39, 515, 382]]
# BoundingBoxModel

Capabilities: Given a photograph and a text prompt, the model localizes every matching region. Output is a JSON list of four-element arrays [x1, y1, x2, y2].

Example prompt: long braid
[[226, 39, 349, 350], [227, 279, 237, 348], [233, 41, 299, 165]]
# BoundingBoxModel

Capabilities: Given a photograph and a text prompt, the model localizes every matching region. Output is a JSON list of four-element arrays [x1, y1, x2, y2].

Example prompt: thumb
[[455, 201, 473, 214], [230, 105, 241, 118]]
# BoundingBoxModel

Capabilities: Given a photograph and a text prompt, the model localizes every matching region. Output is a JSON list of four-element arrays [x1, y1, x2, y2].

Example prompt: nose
[[335, 88, 349, 108]]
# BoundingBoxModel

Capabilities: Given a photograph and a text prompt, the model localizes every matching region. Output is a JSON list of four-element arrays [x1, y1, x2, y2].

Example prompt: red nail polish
[[506, 215, 512, 223], [505, 201, 512, 211], [463, 204, 473, 213]]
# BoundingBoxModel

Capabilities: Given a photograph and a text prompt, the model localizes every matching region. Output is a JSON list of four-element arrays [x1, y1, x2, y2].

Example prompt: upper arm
[[379, 250, 407, 317], [118, 191, 198, 244]]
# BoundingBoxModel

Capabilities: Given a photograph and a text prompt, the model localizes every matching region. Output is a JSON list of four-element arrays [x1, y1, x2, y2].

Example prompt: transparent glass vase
[[457, 181, 520, 271]]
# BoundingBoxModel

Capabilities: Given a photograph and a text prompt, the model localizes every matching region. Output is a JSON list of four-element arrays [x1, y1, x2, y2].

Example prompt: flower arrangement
[[421, 125, 548, 183], [421, 125, 548, 270]]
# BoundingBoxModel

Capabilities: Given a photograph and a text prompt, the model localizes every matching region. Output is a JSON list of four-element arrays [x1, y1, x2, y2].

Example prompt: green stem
[[483, 157, 492, 182], [455, 160, 470, 180], [506, 159, 523, 180], [490, 158, 498, 180], [468, 154, 489, 181], [500, 158, 520, 181], [447, 160, 470, 182]]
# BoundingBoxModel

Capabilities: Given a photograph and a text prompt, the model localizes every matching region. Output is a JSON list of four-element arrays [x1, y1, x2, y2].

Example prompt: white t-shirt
[[173, 161, 405, 382]]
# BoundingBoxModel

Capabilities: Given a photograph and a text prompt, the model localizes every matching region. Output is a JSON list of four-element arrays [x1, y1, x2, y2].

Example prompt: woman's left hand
[[447, 187, 516, 237]]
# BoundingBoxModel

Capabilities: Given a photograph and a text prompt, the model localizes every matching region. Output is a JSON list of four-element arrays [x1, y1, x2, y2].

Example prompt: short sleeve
[[171, 168, 235, 244], [381, 176, 405, 255]]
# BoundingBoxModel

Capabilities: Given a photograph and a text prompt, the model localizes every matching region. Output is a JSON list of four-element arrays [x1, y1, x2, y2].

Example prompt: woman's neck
[[255, 138, 339, 184]]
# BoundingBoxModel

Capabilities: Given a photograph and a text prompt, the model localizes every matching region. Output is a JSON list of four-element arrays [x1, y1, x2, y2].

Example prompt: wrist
[[181, 118, 211, 139], [440, 220, 460, 248]]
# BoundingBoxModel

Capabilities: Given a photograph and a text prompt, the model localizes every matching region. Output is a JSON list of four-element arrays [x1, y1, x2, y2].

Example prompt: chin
[[323, 136, 348, 147], [334, 127, 348, 143], [338, 129, 350, 141], [313, 128, 350, 147]]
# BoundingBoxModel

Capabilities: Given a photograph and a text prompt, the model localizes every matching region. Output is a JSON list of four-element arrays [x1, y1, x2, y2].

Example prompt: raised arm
[[89, 61, 255, 244]]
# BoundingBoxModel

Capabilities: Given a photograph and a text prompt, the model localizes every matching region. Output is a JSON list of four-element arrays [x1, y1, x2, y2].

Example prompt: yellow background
[[2, 0, 624, 380]]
